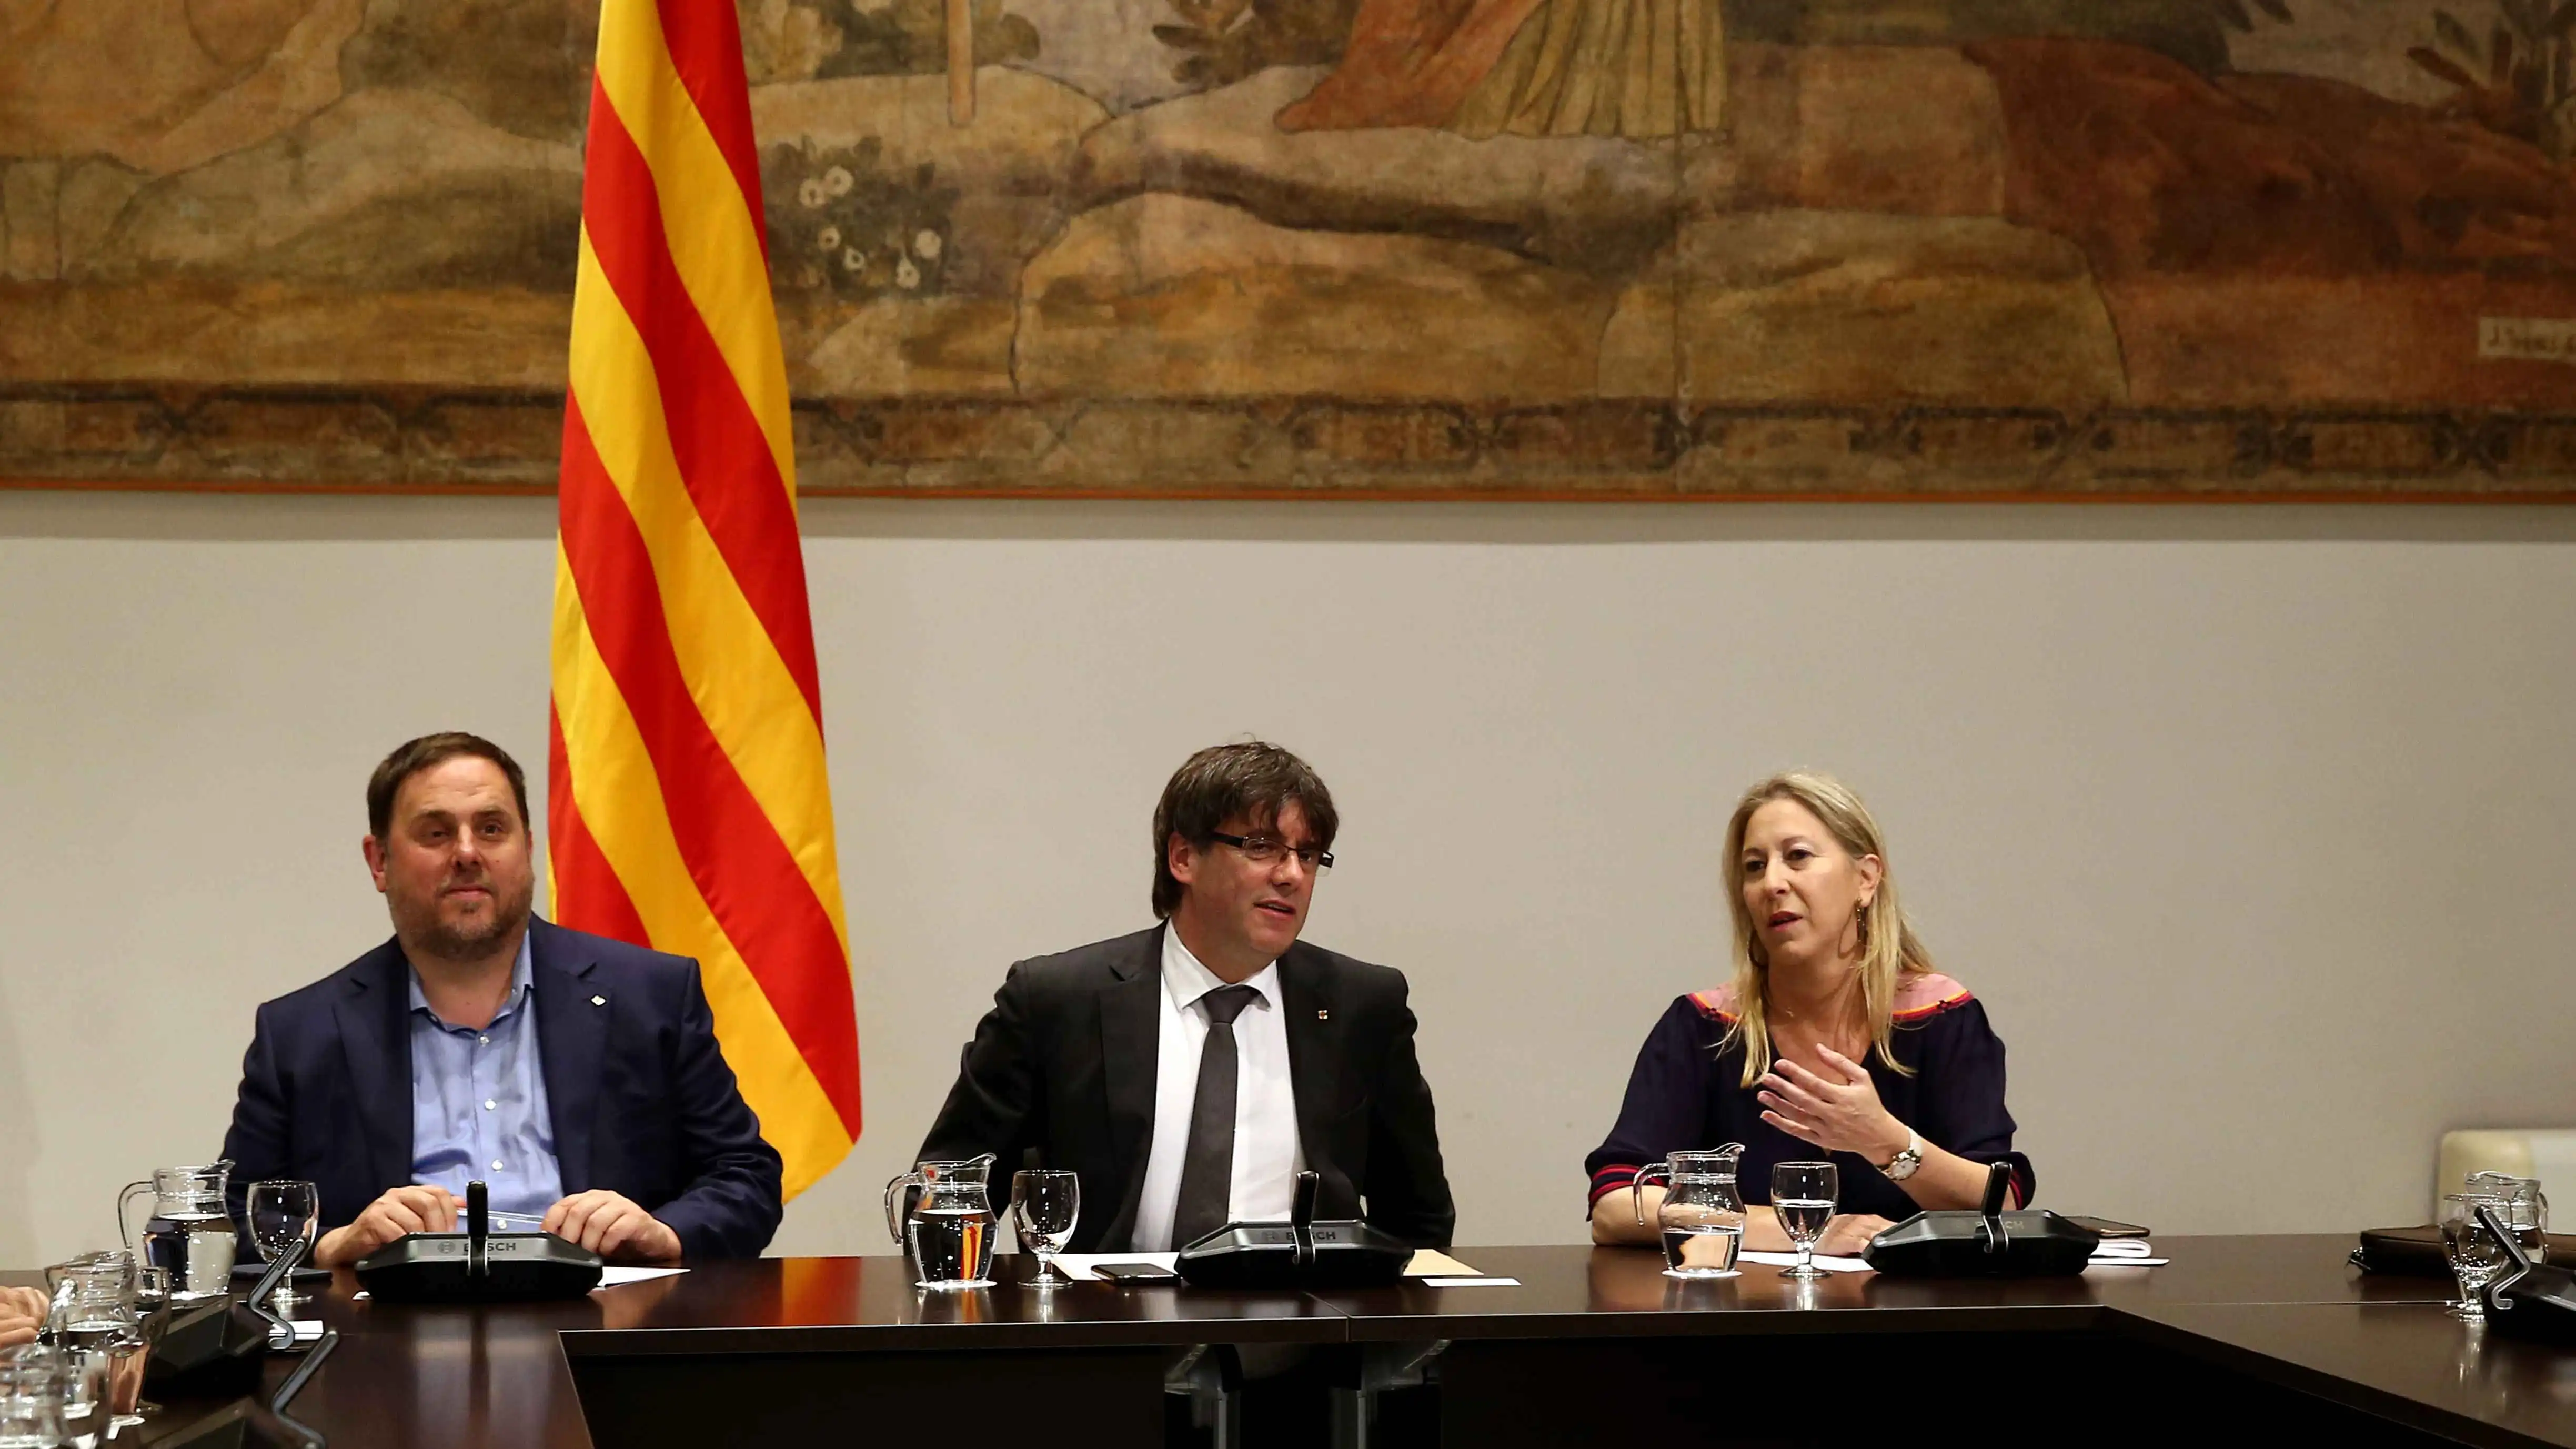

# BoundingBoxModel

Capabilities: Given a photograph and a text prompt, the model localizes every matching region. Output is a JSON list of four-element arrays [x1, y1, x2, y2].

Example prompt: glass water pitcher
[[117, 1162, 237, 1302], [2465, 1171, 2549, 1263], [1632, 1144, 1747, 1279], [884, 1155, 998, 1290]]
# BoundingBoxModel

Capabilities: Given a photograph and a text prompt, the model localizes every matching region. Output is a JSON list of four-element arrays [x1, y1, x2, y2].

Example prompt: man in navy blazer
[[219, 732, 782, 1265]]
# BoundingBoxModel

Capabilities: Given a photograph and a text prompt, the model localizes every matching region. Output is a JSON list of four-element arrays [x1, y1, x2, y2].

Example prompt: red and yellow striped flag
[[546, 0, 861, 1199]]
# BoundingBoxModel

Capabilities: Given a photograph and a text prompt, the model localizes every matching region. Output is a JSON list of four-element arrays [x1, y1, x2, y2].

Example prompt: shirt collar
[[1160, 921, 1280, 1014], [407, 930, 535, 1029]]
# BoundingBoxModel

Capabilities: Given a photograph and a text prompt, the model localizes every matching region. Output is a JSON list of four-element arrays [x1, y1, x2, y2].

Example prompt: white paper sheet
[[594, 1266, 690, 1288], [1047, 1250, 1489, 1282], [1417, 1277, 1520, 1287], [352, 1263, 690, 1302], [1737, 1250, 1873, 1274]]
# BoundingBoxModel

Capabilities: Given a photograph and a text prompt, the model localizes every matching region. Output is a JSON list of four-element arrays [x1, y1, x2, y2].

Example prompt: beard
[[394, 871, 536, 964]]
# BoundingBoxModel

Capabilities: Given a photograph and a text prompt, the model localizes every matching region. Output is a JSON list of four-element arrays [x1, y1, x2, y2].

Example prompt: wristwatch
[[1878, 1130, 1923, 1182]]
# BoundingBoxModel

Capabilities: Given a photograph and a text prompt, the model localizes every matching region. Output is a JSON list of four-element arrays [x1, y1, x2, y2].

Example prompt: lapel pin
[[591, 995, 607, 1007], [1316, 1009, 1330, 1021]]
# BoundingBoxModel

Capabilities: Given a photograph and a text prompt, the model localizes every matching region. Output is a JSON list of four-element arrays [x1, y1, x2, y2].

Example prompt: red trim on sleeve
[[1588, 1164, 1642, 1206]]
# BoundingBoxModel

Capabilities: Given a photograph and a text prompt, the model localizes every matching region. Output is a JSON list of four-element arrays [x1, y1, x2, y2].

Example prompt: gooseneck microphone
[[1290, 1170, 1321, 1272], [1977, 1159, 2015, 1256], [466, 1180, 491, 1281]]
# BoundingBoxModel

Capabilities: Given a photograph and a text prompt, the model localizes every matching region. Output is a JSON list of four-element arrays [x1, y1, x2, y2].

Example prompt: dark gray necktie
[[1171, 984, 1262, 1248]]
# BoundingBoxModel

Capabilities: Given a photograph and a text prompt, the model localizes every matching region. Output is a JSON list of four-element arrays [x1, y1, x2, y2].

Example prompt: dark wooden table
[[86, 1237, 2576, 1449]]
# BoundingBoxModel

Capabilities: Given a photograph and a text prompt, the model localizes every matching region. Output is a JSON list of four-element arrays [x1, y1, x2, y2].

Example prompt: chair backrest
[[2436, 1129, 2576, 1219]]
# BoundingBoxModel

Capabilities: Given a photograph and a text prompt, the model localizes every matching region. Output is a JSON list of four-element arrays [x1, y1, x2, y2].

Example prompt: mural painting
[[5, 0, 2576, 496]]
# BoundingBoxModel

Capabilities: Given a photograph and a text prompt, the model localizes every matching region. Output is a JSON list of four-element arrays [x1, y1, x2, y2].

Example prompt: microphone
[[1290, 1170, 1320, 1271], [1977, 1160, 2014, 1256], [1979, 1159, 2014, 1216], [466, 1180, 490, 1281]]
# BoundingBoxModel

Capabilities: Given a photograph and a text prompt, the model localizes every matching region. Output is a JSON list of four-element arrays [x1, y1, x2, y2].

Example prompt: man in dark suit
[[918, 741, 1454, 1252], [220, 732, 782, 1265]]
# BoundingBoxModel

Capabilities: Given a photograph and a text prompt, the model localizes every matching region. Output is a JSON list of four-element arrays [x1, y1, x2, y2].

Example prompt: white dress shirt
[[1131, 926, 1305, 1252]]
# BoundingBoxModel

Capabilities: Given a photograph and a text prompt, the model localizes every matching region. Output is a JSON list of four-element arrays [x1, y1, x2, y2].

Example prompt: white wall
[[2, 490, 2570, 1266]]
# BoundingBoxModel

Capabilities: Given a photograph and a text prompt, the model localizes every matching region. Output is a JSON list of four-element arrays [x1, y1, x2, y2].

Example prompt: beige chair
[[2436, 1129, 2576, 1218]]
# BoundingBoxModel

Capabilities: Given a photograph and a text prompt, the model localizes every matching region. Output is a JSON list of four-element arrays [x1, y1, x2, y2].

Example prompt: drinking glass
[[248, 1181, 320, 1315], [1771, 1161, 1838, 1281], [2464, 1172, 2549, 1263], [58, 1255, 157, 1434], [0, 1345, 67, 1448], [2440, 1192, 2512, 1320], [42, 1259, 133, 1443], [8, 1345, 87, 1449], [115, 1264, 172, 1431], [1011, 1170, 1081, 1285]]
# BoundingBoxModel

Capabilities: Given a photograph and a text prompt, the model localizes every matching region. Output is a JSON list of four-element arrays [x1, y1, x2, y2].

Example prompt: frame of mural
[[7, 0, 2576, 499]]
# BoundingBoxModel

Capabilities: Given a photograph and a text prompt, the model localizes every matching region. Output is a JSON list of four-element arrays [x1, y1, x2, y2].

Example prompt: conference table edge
[[1326, 1299, 2119, 1342], [555, 1313, 1341, 1356], [66, 1239, 2555, 1449], [2104, 1305, 2569, 1449]]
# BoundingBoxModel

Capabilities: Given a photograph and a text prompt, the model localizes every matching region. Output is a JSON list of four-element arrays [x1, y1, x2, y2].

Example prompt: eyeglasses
[[1208, 832, 1333, 872]]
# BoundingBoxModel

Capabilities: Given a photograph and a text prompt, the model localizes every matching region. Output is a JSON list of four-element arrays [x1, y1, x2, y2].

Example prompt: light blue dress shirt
[[407, 932, 565, 1218]]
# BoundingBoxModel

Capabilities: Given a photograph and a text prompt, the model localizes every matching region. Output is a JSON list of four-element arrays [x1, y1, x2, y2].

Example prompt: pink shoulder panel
[[1891, 972, 1972, 1020]]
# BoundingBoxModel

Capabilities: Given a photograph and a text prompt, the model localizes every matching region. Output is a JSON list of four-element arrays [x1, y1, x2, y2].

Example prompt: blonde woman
[[1588, 772, 2031, 1254]]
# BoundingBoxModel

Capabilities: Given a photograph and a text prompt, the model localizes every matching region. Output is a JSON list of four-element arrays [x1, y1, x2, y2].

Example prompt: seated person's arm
[[1364, 980, 1456, 1247], [917, 963, 1044, 1189], [1586, 999, 1718, 1247], [1875, 1139, 2010, 1212], [556, 967, 784, 1264], [219, 1002, 294, 1258], [1591, 1183, 1661, 1246], [1897, 1003, 2035, 1212], [1595, 1189, 1890, 1256], [1743, 1204, 1894, 1256]]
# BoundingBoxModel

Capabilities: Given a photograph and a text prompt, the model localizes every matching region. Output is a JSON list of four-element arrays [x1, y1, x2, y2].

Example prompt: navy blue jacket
[[219, 918, 783, 1259]]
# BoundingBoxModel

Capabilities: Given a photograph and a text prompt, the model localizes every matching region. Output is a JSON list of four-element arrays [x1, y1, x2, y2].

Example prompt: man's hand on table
[[1, 1285, 49, 1349], [314, 1185, 463, 1269], [542, 1191, 682, 1264]]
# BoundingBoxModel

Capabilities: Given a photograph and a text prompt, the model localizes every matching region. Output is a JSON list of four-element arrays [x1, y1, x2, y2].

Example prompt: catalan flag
[[546, 0, 862, 1198]]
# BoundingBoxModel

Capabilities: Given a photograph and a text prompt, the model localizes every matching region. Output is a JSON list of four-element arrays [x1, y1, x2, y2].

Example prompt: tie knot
[[1199, 984, 1260, 1026]]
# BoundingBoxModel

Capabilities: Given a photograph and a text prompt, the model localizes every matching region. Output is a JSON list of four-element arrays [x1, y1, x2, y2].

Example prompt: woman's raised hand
[[1757, 1044, 1910, 1164]]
